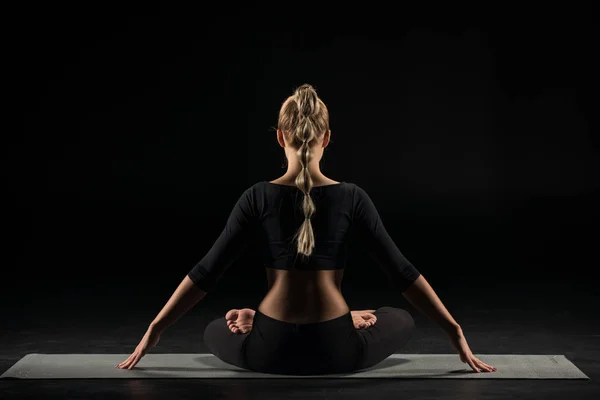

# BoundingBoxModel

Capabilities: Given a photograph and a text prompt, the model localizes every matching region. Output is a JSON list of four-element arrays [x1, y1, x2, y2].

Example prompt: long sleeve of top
[[187, 187, 256, 292], [352, 185, 421, 292]]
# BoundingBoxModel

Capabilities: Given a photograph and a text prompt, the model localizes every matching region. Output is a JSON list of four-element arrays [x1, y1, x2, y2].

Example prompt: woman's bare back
[[258, 268, 350, 324]]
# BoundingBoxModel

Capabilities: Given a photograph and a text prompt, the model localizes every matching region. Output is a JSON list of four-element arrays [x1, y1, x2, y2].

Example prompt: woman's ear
[[322, 130, 331, 148], [276, 129, 286, 148]]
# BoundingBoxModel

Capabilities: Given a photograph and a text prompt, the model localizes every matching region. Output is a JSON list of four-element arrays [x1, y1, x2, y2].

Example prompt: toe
[[239, 324, 252, 333], [226, 309, 239, 320]]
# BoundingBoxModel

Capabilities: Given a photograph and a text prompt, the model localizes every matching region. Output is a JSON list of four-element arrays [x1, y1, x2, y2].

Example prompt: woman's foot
[[226, 308, 377, 333], [225, 308, 256, 334], [351, 310, 377, 329]]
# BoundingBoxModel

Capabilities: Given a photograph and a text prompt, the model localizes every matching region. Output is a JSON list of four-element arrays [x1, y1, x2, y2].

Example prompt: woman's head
[[277, 84, 330, 258]]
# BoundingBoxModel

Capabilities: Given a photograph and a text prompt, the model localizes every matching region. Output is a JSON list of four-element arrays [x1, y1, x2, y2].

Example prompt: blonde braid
[[277, 84, 330, 259], [293, 108, 317, 257]]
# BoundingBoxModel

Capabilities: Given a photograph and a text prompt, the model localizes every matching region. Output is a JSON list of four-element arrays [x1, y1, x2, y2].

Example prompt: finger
[[478, 361, 493, 372], [479, 360, 495, 372], [466, 357, 480, 373], [122, 358, 133, 370], [126, 357, 136, 370], [128, 354, 141, 370], [473, 357, 495, 372], [122, 353, 135, 364], [116, 354, 134, 368], [123, 352, 138, 369], [482, 361, 496, 370], [133, 353, 143, 369]]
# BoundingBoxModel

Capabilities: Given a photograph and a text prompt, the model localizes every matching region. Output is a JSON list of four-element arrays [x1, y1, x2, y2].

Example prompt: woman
[[116, 84, 496, 375]]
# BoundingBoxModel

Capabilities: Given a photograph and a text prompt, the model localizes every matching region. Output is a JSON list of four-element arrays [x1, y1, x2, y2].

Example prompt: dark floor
[[1, 276, 598, 400]]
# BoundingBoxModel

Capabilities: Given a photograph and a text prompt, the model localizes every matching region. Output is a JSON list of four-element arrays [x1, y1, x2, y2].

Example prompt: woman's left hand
[[116, 325, 161, 369]]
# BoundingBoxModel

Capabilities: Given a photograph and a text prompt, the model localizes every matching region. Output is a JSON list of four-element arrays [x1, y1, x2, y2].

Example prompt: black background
[[3, 5, 598, 313]]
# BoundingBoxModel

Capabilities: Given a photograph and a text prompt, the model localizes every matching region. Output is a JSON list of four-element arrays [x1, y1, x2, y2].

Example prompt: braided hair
[[277, 84, 330, 258]]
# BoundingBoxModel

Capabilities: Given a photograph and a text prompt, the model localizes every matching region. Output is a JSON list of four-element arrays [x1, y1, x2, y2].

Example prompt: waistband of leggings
[[255, 309, 352, 327]]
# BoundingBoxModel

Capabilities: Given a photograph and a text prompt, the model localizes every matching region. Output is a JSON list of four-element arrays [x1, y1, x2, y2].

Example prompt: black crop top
[[187, 181, 421, 293]]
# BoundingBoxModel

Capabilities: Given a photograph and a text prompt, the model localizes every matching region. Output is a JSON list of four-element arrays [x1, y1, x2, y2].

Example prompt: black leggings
[[203, 306, 415, 375]]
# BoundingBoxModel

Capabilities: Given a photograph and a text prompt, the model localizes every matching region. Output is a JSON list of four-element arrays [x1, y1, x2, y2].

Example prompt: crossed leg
[[205, 306, 413, 373]]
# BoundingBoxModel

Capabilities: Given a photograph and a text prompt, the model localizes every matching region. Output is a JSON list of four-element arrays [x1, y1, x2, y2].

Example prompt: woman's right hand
[[448, 328, 497, 373]]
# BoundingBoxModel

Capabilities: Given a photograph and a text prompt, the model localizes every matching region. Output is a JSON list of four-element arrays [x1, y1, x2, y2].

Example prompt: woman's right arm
[[402, 275, 497, 373], [401, 274, 462, 336]]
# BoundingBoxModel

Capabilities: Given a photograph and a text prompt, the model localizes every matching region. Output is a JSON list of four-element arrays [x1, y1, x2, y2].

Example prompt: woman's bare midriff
[[257, 267, 350, 324]]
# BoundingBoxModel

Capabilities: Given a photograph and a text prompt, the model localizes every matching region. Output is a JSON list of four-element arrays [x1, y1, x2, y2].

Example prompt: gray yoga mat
[[0, 353, 589, 379]]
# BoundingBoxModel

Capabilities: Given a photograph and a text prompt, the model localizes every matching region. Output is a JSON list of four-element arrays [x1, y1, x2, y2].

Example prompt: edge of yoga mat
[[0, 354, 590, 380]]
